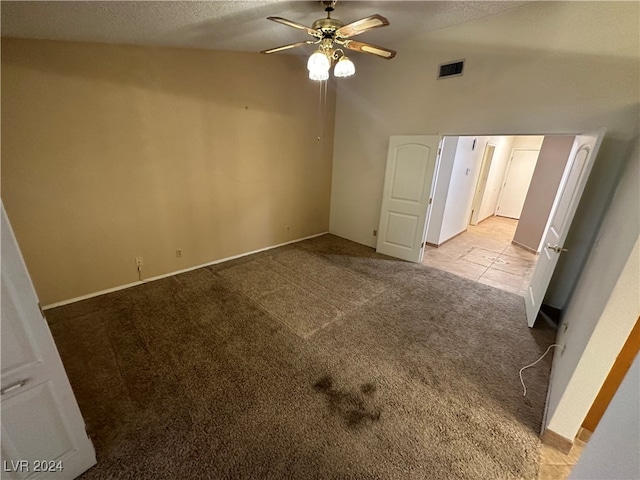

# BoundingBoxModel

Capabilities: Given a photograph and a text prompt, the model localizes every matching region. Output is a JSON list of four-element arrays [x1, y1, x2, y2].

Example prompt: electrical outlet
[[135, 257, 143, 268], [176, 249, 182, 258]]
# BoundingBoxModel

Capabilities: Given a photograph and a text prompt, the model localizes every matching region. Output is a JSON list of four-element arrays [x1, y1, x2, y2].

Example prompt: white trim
[[42, 232, 328, 310]]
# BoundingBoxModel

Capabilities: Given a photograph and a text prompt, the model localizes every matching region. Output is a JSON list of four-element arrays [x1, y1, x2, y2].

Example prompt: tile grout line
[[474, 246, 494, 283], [422, 217, 535, 295]]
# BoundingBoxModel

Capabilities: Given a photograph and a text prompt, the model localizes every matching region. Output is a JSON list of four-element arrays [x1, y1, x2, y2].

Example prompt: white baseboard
[[42, 232, 328, 310]]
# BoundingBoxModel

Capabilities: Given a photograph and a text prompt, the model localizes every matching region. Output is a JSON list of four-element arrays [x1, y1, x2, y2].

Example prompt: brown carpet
[[46, 234, 556, 480]]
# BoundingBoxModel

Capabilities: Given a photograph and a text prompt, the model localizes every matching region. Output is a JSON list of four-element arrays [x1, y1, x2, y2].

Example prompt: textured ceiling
[[1, 1, 530, 55]]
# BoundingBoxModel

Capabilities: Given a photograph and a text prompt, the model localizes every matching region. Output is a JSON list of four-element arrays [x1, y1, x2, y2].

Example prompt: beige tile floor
[[423, 216, 538, 296], [537, 439, 586, 479]]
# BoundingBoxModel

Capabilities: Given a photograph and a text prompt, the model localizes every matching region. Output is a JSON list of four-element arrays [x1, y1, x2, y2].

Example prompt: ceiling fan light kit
[[307, 48, 331, 72], [309, 69, 330, 82], [333, 55, 356, 78], [261, 0, 396, 82]]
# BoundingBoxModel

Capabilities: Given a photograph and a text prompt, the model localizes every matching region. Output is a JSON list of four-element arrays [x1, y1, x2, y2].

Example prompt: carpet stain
[[360, 382, 376, 396], [314, 376, 381, 428]]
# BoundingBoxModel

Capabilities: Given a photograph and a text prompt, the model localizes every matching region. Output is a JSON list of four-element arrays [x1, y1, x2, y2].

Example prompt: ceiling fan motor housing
[[312, 18, 344, 37]]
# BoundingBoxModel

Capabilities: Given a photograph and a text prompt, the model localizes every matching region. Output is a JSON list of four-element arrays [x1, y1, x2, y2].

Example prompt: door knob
[[546, 244, 568, 253]]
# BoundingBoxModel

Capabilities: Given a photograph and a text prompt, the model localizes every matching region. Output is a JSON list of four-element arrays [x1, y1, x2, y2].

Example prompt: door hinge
[[38, 302, 46, 319], [421, 242, 425, 248], [428, 198, 433, 205], [437, 148, 441, 156]]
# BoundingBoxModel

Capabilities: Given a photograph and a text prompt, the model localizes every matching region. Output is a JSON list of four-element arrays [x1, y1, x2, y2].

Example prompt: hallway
[[422, 216, 538, 296]]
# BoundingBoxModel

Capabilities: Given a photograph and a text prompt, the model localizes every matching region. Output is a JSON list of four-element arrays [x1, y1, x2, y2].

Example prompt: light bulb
[[334, 56, 355, 78], [309, 69, 329, 81], [307, 50, 330, 72]]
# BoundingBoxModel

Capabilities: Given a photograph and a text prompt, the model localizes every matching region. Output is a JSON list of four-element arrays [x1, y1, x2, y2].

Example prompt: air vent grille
[[438, 60, 464, 79]]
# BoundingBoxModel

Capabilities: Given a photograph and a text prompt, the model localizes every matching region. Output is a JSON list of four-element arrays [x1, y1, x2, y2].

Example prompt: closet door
[[1, 205, 96, 480]]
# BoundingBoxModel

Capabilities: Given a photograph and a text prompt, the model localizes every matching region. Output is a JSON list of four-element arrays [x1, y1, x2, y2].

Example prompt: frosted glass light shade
[[334, 56, 355, 78], [309, 69, 329, 81], [307, 51, 330, 72]]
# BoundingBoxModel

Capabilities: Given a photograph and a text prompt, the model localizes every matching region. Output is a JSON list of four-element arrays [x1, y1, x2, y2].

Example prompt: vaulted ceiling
[[1, 1, 530, 54]]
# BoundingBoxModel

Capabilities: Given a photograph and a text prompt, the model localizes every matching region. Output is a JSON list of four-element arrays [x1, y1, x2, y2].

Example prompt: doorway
[[424, 135, 545, 251], [419, 134, 577, 299], [376, 132, 601, 324], [423, 216, 538, 295]]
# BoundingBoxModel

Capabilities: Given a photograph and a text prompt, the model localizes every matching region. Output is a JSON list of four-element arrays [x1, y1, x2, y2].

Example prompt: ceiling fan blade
[[267, 16, 320, 38], [336, 14, 389, 38], [342, 40, 396, 59], [261, 41, 311, 54]]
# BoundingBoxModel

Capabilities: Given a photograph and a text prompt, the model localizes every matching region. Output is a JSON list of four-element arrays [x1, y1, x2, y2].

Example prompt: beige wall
[[1, 38, 336, 305], [513, 136, 575, 251]]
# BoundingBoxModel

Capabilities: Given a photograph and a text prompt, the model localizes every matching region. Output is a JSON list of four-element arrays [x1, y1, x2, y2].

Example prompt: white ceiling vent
[[438, 60, 465, 79]]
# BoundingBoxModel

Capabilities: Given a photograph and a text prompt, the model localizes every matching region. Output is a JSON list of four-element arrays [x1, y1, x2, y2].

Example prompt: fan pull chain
[[317, 79, 328, 141], [322, 78, 328, 140]]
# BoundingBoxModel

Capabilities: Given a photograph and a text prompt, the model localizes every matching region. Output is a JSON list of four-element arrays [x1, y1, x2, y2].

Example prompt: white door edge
[[525, 129, 605, 327]]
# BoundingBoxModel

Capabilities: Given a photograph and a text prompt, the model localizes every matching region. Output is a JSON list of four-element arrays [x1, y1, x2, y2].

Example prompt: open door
[[1, 205, 96, 479], [376, 135, 440, 262], [525, 131, 604, 327]]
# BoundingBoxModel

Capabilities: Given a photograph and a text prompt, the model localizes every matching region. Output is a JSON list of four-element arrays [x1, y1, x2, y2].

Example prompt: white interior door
[[496, 148, 540, 219], [376, 135, 440, 262], [525, 132, 603, 327], [1, 205, 96, 480]]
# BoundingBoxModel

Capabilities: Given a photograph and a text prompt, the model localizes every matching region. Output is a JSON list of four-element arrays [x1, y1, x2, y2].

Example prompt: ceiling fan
[[260, 0, 396, 80]]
